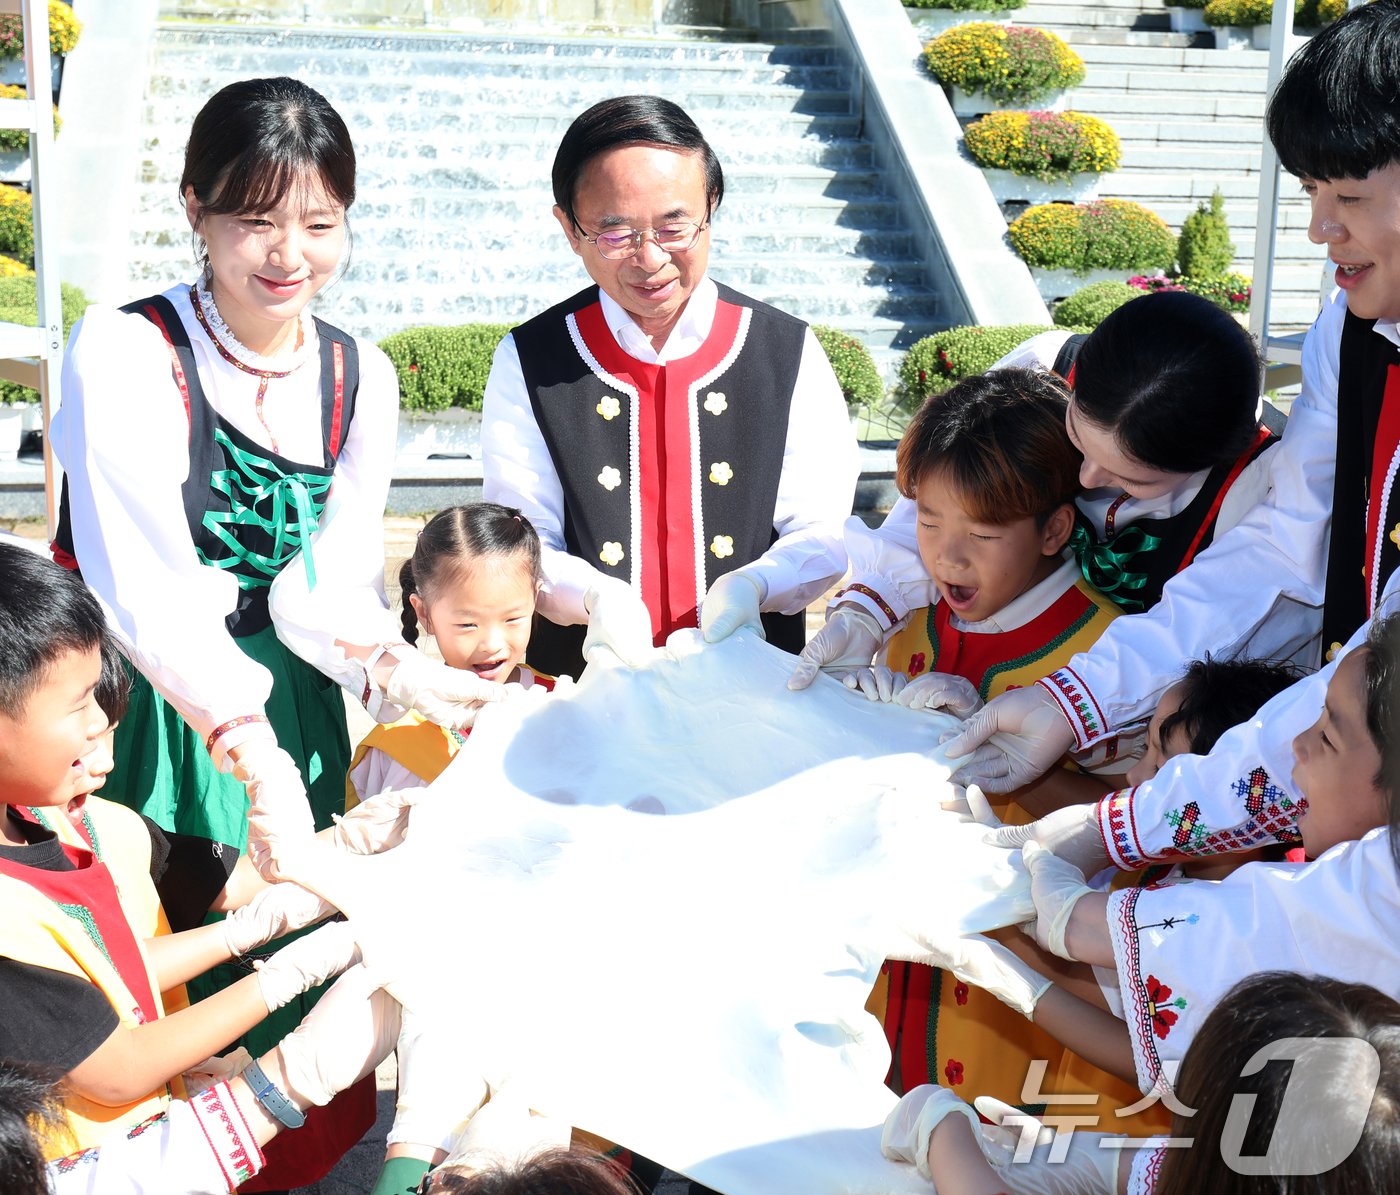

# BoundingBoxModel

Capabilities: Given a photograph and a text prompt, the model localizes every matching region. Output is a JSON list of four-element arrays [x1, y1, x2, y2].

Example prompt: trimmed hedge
[[964, 109, 1120, 181], [924, 23, 1085, 106], [811, 325, 885, 410], [899, 323, 1075, 404], [1007, 199, 1176, 274], [1176, 189, 1234, 279], [1053, 281, 1141, 328], [0, 274, 88, 403], [380, 323, 512, 413]]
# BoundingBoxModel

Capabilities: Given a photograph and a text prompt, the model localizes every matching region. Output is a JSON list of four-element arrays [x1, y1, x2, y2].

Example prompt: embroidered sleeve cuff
[[190, 1079, 266, 1190], [1097, 789, 1150, 870], [1037, 667, 1112, 751], [1127, 1139, 1169, 1195], [1106, 887, 1163, 1096], [208, 717, 275, 774], [831, 580, 903, 632]]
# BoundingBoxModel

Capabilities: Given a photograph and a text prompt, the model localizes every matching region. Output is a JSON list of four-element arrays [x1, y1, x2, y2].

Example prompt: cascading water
[[134, 26, 946, 366]]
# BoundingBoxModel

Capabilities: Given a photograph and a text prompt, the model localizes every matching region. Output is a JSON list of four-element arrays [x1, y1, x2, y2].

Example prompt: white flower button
[[710, 535, 734, 559], [708, 461, 733, 486], [600, 541, 624, 567], [704, 391, 727, 416], [596, 395, 621, 420], [598, 465, 622, 491]]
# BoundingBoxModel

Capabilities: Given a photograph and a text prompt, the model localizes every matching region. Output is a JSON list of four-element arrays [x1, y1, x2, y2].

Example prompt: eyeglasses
[[575, 220, 709, 261]]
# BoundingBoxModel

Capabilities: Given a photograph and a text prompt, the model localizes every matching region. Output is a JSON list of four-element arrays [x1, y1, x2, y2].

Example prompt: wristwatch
[[241, 1058, 307, 1129]]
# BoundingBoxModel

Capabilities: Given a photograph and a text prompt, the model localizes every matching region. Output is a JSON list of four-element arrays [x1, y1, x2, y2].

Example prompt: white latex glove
[[274, 963, 402, 1109], [938, 782, 1003, 827], [896, 671, 983, 717], [388, 1006, 489, 1152], [582, 577, 657, 668], [184, 1047, 252, 1098], [329, 787, 420, 856], [436, 1083, 572, 1176], [880, 1084, 983, 1181], [988, 803, 1111, 876], [940, 684, 1076, 792], [787, 603, 884, 690], [255, 920, 361, 1013], [974, 1096, 1123, 1195], [384, 644, 509, 730], [922, 932, 1053, 1019], [842, 662, 908, 703], [1022, 842, 1096, 960], [701, 568, 768, 643], [234, 742, 316, 882], [222, 880, 335, 957]]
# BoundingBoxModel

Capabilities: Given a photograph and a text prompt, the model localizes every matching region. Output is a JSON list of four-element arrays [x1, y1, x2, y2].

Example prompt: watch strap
[[241, 1057, 307, 1130]]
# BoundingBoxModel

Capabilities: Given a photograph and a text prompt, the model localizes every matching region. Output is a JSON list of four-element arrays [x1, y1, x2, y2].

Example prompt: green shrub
[[811, 325, 885, 410], [1053, 281, 1141, 328], [963, 110, 1120, 181], [906, 0, 1024, 9], [1313, 0, 1347, 22], [1176, 189, 1234, 279], [0, 184, 32, 265], [0, 275, 88, 403], [924, 23, 1085, 106], [380, 323, 512, 413], [1008, 199, 1176, 274], [0, 85, 58, 154], [1175, 0, 1209, 7], [899, 323, 1061, 403]]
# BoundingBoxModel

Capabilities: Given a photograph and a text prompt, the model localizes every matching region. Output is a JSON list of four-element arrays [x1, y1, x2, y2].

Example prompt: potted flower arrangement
[[0, 2, 81, 96], [924, 22, 1085, 116], [963, 109, 1119, 203], [904, 0, 1024, 40], [1006, 198, 1176, 301], [1164, 0, 1209, 35], [1204, 0, 1344, 49], [0, 84, 58, 184]]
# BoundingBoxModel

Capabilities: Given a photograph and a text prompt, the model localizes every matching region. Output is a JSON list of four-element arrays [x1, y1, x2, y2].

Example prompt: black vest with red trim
[[513, 283, 805, 678], [1069, 423, 1278, 614], [1323, 310, 1400, 653], [53, 293, 359, 639]]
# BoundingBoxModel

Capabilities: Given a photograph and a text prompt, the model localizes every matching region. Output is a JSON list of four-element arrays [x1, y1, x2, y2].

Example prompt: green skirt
[[103, 622, 352, 1054]]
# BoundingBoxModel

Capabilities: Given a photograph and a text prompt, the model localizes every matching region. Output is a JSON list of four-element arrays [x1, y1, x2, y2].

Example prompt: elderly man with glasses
[[482, 95, 859, 679]]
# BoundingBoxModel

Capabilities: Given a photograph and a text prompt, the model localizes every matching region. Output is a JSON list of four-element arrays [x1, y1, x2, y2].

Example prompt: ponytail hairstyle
[[398, 504, 542, 646]]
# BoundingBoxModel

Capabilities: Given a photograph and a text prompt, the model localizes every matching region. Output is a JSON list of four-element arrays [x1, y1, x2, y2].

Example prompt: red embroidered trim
[[1037, 667, 1107, 748], [329, 340, 345, 455], [143, 303, 193, 441], [205, 714, 271, 754], [1099, 788, 1148, 869], [191, 1080, 263, 1186], [1177, 423, 1272, 571], [836, 583, 899, 627]]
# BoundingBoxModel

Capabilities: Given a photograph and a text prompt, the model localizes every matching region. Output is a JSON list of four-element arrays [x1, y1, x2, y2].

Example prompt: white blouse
[[53, 282, 402, 765]]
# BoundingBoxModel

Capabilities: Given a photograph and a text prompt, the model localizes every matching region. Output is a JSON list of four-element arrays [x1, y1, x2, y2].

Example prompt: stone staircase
[[920, 0, 1327, 332], [133, 25, 950, 369]]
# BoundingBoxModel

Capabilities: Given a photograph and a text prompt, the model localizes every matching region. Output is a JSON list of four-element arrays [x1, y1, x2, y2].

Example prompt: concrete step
[[1025, 4, 1172, 27], [1117, 144, 1259, 172], [1072, 41, 1269, 67], [1107, 116, 1271, 146], [1038, 27, 1207, 47], [1070, 89, 1264, 117], [156, 23, 842, 66], [1070, 65, 1266, 93]]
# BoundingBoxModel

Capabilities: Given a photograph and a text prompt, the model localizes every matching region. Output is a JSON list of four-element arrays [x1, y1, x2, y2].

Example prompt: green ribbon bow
[[1069, 521, 1162, 614], [199, 428, 330, 592]]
